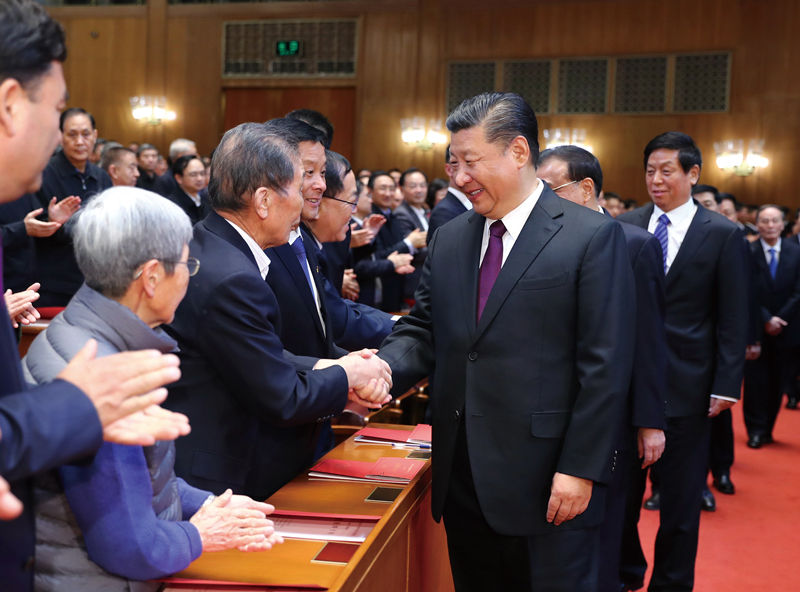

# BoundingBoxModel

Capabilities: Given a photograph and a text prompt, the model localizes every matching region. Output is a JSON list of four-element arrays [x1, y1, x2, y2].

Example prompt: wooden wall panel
[[47, 0, 800, 209], [59, 17, 148, 147], [223, 87, 357, 163]]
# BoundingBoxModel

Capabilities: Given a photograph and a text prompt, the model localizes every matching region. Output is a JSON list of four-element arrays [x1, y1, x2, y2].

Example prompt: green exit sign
[[276, 40, 303, 57]]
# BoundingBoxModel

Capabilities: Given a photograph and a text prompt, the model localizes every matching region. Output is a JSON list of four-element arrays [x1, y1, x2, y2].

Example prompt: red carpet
[[637, 401, 800, 591]]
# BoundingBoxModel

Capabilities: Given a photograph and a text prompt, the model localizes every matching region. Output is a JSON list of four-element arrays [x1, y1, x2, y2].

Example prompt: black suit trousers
[[709, 409, 734, 479], [743, 340, 799, 438], [620, 414, 710, 592], [598, 435, 634, 592], [443, 419, 600, 592]]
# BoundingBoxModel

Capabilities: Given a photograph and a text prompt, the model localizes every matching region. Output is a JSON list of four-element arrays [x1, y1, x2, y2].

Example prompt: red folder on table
[[308, 457, 425, 485], [354, 424, 432, 447]]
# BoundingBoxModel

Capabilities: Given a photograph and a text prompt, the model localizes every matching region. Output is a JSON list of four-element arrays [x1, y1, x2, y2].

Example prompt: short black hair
[[100, 146, 134, 172], [208, 122, 299, 214], [446, 92, 540, 167], [445, 144, 450, 163], [643, 131, 702, 173], [323, 150, 351, 198], [388, 168, 402, 175], [718, 192, 740, 211], [172, 154, 201, 178], [426, 177, 448, 210], [368, 170, 394, 190], [538, 145, 603, 197], [692, 184, 720, 203], [285, 109, 334, 149], [624, 198, 638, 209], [0, 0, 67, 96], [60, 107, 96, 132], [399, 167, 427, 187], [265, 117, 326, 146]]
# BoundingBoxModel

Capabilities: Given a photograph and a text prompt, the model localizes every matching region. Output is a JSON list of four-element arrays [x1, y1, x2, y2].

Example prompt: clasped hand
[[314, 350, 392, 409]]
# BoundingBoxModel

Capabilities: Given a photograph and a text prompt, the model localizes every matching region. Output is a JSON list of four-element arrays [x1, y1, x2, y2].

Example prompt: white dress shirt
[[647, 198, 697, 274], [289, 229, 325, 334], [479, 180, 544, 267], [760, 237, 781, 266], [450, 187, 473, 211], [409, 204, 429, 231], [184, 189, 202, 208], [225, 219, 271, 280]]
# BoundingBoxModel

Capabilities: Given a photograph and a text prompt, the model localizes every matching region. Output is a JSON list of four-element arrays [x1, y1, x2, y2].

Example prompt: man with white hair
[[153, 138, 197, 197]]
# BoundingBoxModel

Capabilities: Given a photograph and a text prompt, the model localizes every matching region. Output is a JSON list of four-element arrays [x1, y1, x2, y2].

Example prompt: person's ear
[[508, 136, 531, 169], [253, 186, 271, 220], [580, 178, 595, 204], [688, 164, 700, 185], [0, 79, 24, 138], [139, 259, 160, 298]]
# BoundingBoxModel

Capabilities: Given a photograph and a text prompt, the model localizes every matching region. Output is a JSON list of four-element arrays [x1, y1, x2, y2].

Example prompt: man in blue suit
[[0, 3, 190, 588], [537, 146, 668, 592], [163, 122, 393, 501]]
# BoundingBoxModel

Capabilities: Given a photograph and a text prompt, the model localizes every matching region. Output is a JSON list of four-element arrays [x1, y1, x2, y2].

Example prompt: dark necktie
[[290, 235, 315, 295], [769, 248, 778, 280], [654, 213, 670, 273], [477, 220, 506, 322]]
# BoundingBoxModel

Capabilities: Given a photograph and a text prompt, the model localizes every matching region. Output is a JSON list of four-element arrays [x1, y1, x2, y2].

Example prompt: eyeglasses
[[133, 257, 201, 279], [551, 180, 579, 192], [324, 195, 359, 212], [183, 171, 206, 179]]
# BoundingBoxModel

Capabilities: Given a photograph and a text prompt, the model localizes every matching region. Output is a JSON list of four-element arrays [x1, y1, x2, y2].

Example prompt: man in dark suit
[[744, 205, 800, 447], [0, 4, 190, 585], [162, 122, 392, 501], [34, 108, 112, 306], [428, 145, 473, 238], [393, 168, 430, 300], [537, 145, 668, 592], [165, 154, 208, 225], [617, 132, 748, 592], [378, 93, 636, 591]]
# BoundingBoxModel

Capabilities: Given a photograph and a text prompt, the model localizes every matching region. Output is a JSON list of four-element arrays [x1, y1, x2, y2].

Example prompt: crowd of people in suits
[[1, 2, 797, 592]]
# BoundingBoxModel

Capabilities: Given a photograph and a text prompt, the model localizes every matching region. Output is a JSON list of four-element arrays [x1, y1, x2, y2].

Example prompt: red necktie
[[477, 220, 506, 322]]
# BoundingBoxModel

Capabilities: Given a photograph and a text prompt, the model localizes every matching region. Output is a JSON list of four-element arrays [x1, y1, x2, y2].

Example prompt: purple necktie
[[477, 220, 506, 322]]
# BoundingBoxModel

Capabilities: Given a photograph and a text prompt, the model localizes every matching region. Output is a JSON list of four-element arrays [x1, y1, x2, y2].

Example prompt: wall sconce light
[[714, 139, 768, 176], [543, 128, 593, 153], [401, 118, 448, 151], [130, 95, 176, 126]]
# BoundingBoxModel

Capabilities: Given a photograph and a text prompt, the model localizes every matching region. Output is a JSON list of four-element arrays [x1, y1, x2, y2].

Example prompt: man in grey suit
[[378, 92, 636, 591]]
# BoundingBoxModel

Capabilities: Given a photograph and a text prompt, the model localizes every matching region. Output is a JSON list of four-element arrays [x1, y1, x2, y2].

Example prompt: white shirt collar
[[761, 237, 781, 255], [183, 189, 201, 208], [289, 228, 301, 245], [652, 197, 696, 226], [409, 204, 427, 218], [449, 187, 473, 210], [224, 219, 271, 280]]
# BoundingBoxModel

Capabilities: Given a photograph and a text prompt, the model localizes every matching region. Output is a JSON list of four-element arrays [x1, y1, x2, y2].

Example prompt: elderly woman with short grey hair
[[24, 188, 282, 592]]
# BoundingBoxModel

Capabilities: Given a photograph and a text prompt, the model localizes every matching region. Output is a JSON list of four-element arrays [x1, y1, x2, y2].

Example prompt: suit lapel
[[458, 212, 485, 337], [627, 203, 654, 230], [472, 188, 564, 344], [447, 191, 468, 214], [273, 244, 325, 337], [665, 206, 711, 289], [301, 227, 331, 332]]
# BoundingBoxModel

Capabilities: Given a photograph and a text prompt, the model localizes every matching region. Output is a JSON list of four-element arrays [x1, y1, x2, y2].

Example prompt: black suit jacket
[[618, 202, 748, 417], [749, 238, 800, 349], [393, 202, 429, 299], [0, 249, 102, 589], [163, 211, 349, 499], [379, 186, 636, 536], [0, 193, 38, 293], [350, 217, 394, 308], [320, 228, 352, 296], [166, 187, 208, 226], [617, 219, 668, 446], [428, 190, 468, 238]]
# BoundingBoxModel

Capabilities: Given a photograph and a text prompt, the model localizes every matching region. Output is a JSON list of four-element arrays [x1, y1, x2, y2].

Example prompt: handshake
[[314, 350, 393, 409]]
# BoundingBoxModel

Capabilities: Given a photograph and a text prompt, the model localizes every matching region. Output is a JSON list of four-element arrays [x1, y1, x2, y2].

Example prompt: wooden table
[[163, 424, 454, 592], [18, 319, 49, 358]]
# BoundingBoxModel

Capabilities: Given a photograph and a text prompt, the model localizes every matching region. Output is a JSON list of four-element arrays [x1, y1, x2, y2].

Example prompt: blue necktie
[[769, 248, 778, 280], [290, 235, 315, 295], [654, 214, 670, 273]]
